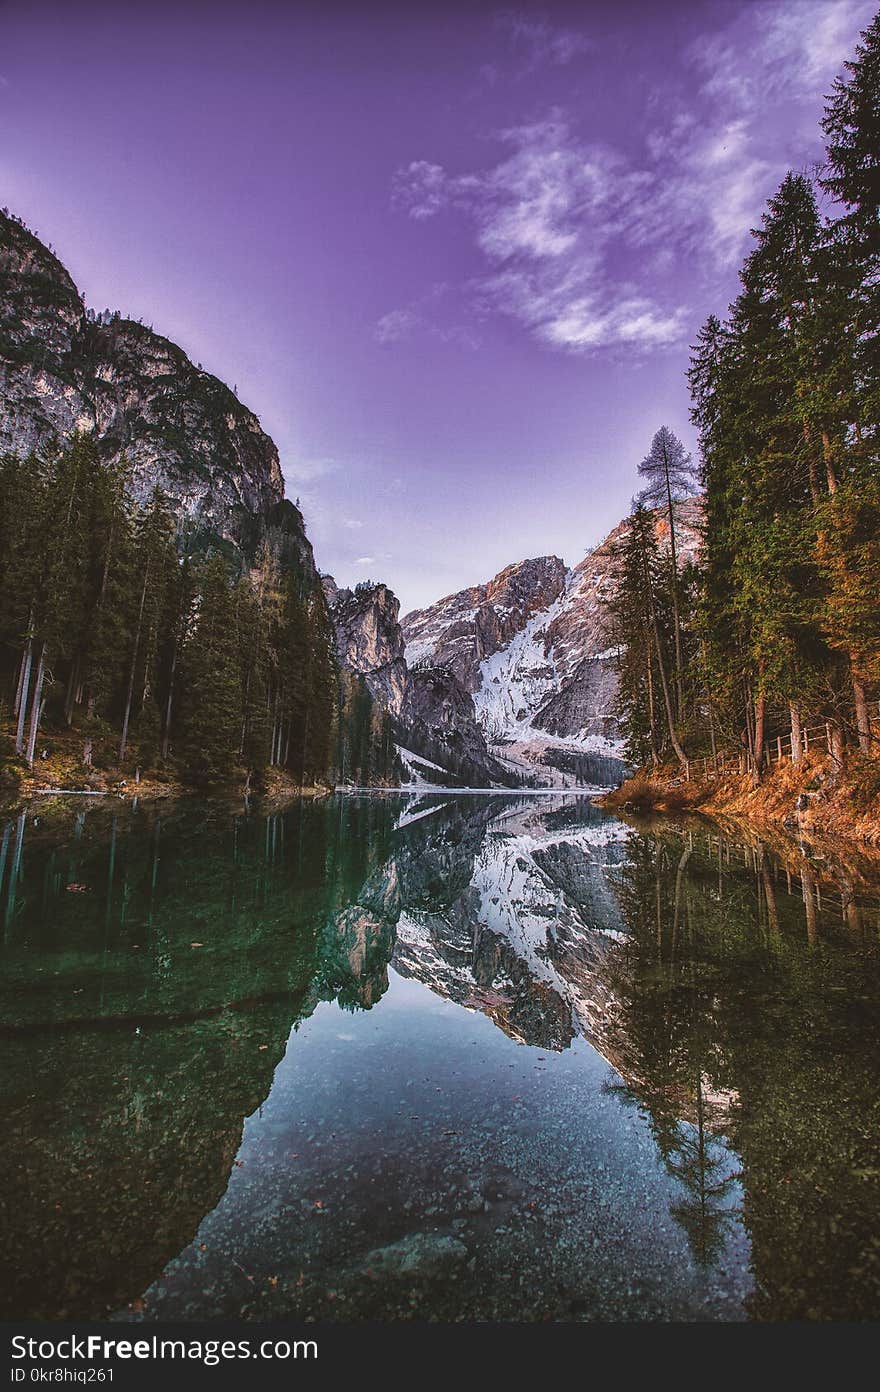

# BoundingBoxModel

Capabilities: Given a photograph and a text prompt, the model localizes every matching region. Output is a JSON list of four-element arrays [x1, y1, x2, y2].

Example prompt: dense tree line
[[608, 14, 880, 783], [0, 434, 397, 790]]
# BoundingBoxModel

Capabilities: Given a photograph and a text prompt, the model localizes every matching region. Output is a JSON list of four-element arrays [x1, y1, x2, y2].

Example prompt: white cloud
[[391, 161, 448, 220], [390, 0, 874, 351], [354, 556, 376, 566], [374, 285, 480, 349], [495, 11, 593, 67], [285, 457, 338, 484], [688, 0, 875, 109], [394, 116, 683, 353], [375, 307, 421, 343]]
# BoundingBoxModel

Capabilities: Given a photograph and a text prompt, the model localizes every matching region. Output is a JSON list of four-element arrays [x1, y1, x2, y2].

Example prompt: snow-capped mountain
[[322, 575, 515, 788], [390, 794, 632, 1057], [401, 500, 703, 782]]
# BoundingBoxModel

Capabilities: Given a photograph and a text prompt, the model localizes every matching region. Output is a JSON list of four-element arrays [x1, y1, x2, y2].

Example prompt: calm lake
[[1, 791, 879, 1322]]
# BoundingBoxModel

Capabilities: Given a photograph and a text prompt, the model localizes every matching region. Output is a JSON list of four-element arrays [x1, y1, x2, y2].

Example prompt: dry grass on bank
[[602, 748, 880, 849], [0, 721, 332, 812]]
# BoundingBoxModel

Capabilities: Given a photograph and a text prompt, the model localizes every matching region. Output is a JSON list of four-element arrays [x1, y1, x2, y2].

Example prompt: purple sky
[[2, 0, 875, 611]]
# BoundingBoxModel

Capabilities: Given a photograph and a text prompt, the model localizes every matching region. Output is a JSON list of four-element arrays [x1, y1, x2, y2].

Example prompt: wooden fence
[[682, 700, 880, 783]]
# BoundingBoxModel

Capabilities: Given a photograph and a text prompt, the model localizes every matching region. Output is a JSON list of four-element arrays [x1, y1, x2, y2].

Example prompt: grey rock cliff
[[400, 667, 512, 788], [403, 555, 567, 691], [323, 575, 514, 787], [0, 210, 285, 554], [401, 502, 703, 756], [322, 579, 408, 716]]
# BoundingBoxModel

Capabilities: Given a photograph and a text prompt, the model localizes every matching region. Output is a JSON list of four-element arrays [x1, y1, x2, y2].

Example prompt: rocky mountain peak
[[399, 501, 704, 785], [402, 554, 567, 691], [324, 574, 514, 788], [0, 208, 285, 554], [323, 579, 408, 715]]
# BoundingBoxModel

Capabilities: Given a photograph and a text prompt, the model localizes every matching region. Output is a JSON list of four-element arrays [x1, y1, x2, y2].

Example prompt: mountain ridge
[[0, 209, 287, 555], [401, 500, 703, 784]]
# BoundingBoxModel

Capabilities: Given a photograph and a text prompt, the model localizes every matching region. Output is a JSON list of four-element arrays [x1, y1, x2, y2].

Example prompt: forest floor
[[0, 722, 331, 814], [601, 748, 880, 853]]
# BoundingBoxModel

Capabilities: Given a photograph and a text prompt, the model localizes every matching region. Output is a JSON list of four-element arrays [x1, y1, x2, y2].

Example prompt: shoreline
[[599, 755, 880, 864]]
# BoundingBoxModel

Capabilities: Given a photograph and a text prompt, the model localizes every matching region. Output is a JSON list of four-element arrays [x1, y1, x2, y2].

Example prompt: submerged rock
[[364, 1231, 468, 1277]]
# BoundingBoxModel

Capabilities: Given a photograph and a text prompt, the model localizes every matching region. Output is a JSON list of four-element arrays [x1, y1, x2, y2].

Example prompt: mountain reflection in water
[[0, 793, 878, 1322]]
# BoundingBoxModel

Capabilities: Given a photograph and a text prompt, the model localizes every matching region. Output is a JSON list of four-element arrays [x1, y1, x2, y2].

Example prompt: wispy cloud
[[390, 0, 872, 354], [374, 283, 480, 349], [393, 115, 679, 352], [285, 457, 339, 485], [495, 10, 593, 68], [375, 307, 421, 343], [391, 160, 448, 220], [687, 0, 874, 109], [354, 556, 376, 566]]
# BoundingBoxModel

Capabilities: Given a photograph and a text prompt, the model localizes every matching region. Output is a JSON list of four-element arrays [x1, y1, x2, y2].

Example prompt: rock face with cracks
[[323, 576, 514, 787], [0, 209, 289, 559], [401, 502, 703, 760]]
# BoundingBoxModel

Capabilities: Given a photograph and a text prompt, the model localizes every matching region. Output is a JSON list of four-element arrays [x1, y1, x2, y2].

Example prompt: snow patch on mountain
[[392, 802, 632, 1051], [472, 582, 569, 739]]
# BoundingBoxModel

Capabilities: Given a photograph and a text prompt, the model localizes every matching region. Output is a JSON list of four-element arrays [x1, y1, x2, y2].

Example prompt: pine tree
[[637, 426, 698, 720], [78, 452, 133, 759], [303, 592, 337, 785], [178, 553, 243, 787], [118, 488, 178, 762], [233, 573, 272, 781], [19, 435, 96, 765], [822, 9, 880, 393], [821, 16, 880, 751], [606, 502, 688, 772]]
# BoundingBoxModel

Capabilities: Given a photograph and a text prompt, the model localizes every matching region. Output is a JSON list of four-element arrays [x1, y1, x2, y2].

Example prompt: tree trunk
[[707, 690, 718, 767], [789, 701, 802, 766], [239, 667, 252, 757], [651, 621, 688, 771], [853, 674, 871, 753], [25, 643, 47, 768], [829, 717, 846, 774], [119, 571, 149, 762], [645, 646, 659, 766], [821, 429, 839, 496], [752, 691, 766, 786], [663, 464, 684, 721], [14, 639, 34, 755], [161, 637, 180, 762], [639, 525, 686, 772], [13, 640, 29, 719], [802, 423, 821, 508], [300, 705, 312, 787], [743, 682, 755, 766], [64, 656, 79, 727]]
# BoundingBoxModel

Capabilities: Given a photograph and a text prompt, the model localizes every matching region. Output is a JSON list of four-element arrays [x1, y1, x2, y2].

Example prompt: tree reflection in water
[[0, 793, 878, 1320]]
